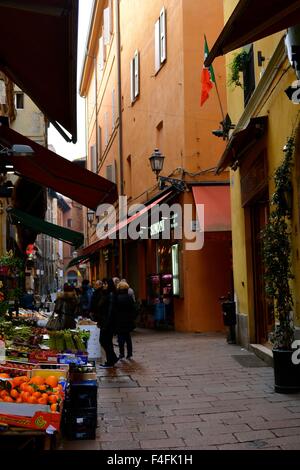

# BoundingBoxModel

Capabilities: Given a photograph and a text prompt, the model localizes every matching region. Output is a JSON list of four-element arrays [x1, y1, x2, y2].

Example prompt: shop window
[[67, 218, 72, 228]]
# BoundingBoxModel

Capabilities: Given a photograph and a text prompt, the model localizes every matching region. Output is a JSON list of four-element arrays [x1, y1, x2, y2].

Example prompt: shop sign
[[150, 219, 165, 236]]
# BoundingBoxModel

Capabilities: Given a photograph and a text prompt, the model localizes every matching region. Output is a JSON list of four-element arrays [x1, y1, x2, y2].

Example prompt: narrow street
[[60, 329, 300, 451]]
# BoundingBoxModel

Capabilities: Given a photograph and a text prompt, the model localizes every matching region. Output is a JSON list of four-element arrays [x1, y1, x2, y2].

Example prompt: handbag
[[46, 311, 63, 330]]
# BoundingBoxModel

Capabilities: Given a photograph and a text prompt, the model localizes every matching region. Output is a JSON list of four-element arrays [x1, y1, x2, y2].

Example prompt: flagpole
[[214, 79, 225, 123], [203, 34, 225, 123]]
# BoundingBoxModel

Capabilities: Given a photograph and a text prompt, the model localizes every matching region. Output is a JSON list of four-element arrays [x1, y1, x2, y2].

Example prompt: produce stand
[[0, 315, 99, 445], [0, 424, 57, 450], [0, 362, 68, 449]]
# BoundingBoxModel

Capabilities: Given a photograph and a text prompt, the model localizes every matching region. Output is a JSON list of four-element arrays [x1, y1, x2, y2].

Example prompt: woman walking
[[115, 281, 136, 359], [98, 278, 119, 368]]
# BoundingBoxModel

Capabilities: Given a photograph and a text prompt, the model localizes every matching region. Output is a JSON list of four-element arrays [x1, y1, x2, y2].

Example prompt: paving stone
[[60, 329, 300, 451]]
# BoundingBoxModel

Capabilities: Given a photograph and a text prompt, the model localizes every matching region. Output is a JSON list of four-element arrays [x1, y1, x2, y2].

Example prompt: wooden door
[[250, 196, 273, 344]]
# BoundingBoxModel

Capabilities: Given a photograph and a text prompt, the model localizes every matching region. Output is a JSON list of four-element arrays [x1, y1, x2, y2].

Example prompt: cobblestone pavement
[[60, 328, 300, 450]]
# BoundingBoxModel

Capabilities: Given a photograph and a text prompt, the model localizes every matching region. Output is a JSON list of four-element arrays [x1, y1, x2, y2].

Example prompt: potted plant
[[228, 50, 249, 88], [0, 251, 24, 276], [262, 136, 300, 393]]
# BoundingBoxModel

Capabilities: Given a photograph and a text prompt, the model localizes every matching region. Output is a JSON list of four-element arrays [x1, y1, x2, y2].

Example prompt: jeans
[[117, 333, 132, 358]]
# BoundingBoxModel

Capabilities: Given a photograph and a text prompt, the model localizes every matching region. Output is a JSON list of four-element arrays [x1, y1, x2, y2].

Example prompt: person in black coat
[[115, 281, 136, 359], [98, 278, 119, 368]]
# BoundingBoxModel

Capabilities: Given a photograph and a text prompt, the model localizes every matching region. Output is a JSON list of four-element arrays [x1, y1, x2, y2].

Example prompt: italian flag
[[200, 35, 216, 106]]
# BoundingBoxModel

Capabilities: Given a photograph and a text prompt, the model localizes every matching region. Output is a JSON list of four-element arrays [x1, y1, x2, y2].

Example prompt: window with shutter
[[130, 51, 140, 103], [103, 7, 110, 45], [99, 36, 106, 71], [90, 144, 97, 173], [112, 89, 115, 129], [104, 112, 109, 145], [160, 8, 166, 63], [98, 126, 102, 160], [154, 7, 167, 73], [106, 161, 116, 183]]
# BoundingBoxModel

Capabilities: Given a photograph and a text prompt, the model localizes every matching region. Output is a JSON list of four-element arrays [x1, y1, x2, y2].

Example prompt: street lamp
[[149, 148, 186, 192], [149, 148, 165, 180]]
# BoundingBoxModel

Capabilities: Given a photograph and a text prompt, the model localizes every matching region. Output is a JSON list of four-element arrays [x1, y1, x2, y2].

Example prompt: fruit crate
[[61, 407, 97, 440]]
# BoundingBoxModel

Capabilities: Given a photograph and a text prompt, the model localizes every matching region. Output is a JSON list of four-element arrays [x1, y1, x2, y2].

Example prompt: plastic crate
[[64, 381, 98, 409], [62, 407, 97, 440]]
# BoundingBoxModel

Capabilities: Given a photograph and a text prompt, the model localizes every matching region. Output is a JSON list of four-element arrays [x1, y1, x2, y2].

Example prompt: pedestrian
[[52, 283, 80, 329], [120, 278, 136, 302], [90, 279, 103, 321], [79, 279, 94, 318], [20, 289, 36, 310], [115, 280, 136, 360], [98, 278, 119, 368]]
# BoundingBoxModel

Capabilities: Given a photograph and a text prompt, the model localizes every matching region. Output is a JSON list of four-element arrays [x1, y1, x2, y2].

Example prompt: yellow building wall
[[224, 0, 300, 340]]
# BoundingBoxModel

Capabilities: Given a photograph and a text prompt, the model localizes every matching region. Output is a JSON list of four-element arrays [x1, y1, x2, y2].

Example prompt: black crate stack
[[62, 362, 98, 440]]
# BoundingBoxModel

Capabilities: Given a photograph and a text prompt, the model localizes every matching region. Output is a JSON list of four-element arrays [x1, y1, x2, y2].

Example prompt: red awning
[[0, 124, 118, 210], [205, 0, 300, 67], [192, 185, 231, 232], [81, 191, 173, 257], [0, 0, 78, 142]]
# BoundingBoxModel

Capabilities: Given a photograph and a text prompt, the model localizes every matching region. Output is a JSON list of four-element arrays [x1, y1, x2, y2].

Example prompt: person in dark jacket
[[90, 280, 103, 321], [115, 281, 136, 359], [79, 279, 94, 318], [98, 278, 119, 368], [53, 284, 79, 330]]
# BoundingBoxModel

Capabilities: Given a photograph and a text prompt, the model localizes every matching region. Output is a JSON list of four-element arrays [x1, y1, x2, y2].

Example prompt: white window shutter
[[103, 7, 110, 45], [90, 144, 97, 173], [99, 36, 104, 71], [160, 7, 166, 63], [134, 51, 139, 98], [155, 19, 160, 73], [130, 58, 135, 103], [112, 89, 115, 129], [97, 126, 102, 160], [109, 0, 113, 34], [104, 111, 109, 145], [106, 161, 116, 183]]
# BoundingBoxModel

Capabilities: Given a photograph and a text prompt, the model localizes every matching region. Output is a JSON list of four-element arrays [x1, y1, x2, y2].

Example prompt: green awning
[[7, 207, 84, 249], [66, 254, 92, 269]]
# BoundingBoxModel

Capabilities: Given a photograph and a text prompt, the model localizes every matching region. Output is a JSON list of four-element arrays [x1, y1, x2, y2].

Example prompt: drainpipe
[[94, 55, 99, 168], [116, 0, 124, 277]]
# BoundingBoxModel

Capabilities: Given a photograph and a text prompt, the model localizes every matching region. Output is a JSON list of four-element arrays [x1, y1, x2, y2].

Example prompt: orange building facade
[[80, 0, 232, 332]]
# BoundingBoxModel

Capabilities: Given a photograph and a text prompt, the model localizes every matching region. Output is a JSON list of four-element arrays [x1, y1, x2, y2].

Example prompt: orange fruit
[[33, 391, 41, 399], [27, 396, 37, 404], [50, 403, 57, 412], [4, 396, 13, 402], [45, 376, 58, 388], [20, 391, 30, 401], [30, 376, 45, 386], [0, 373, 10, 378], [38, 397, 48, 405], [10, 389, 19, 399], [16, 397, 23, 403], [48, 395, 58, 404], [41, 393, 48, 401], [38, 384, 47, 391]]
